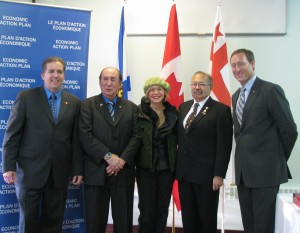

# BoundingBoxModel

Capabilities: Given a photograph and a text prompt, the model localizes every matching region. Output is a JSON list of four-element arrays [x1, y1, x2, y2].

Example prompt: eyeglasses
[[190, 82, 211, 88]]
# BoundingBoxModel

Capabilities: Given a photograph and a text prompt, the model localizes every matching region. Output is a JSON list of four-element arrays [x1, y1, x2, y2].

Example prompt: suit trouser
[[15, 172, 68, 233], [84, 180, 135, 233], [136, 167, 174, 233], [237, 179, 279, 233], [178, 179, 219, 233]]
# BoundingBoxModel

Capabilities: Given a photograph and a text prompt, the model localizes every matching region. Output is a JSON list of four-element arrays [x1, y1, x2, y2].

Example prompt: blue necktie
[[107, 101, 115, 121], [50, 94, 57, 123], [185, 103, 199, 130], [236, 88, 246, 125]]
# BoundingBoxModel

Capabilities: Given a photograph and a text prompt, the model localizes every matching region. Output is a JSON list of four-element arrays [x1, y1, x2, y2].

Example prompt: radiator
[[223, 185, 300, 200]]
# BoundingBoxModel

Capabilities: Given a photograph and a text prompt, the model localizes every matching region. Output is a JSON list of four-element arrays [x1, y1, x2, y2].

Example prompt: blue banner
[[0, 1, 90, 232]]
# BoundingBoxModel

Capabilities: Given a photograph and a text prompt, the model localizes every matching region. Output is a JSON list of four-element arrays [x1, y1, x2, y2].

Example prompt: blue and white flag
[[118, 5, 131, 99]]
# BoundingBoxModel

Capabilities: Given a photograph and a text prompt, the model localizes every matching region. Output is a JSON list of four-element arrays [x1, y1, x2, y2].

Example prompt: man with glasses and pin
[[176, 71, 233, 233]]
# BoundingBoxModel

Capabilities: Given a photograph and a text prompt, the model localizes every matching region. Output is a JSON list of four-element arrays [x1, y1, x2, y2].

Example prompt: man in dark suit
[[230, 48, 298, 233], [2, 57, 83, 233], [78, 67, 140, 233], [176, 71, 233, 233]]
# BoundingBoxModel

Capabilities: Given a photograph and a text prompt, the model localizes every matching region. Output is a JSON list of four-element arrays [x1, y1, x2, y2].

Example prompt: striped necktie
[[50, 94, 57, 123], [107, 101, 115, 121], [236, 87, 246, 125], [185, 103, 199, 130]]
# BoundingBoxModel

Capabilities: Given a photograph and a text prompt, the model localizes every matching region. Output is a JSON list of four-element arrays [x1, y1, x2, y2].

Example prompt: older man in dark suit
[[2, 57, 83, 233], [231, 48, 298, 233], [176, 71, 233, 233], [79, 67, 140, 233]]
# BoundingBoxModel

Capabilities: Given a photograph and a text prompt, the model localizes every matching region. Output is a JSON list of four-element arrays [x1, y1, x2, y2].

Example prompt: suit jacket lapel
[[56, 90, 69, 125], [95, 94, 115, 126], [180, 100, 193, 127], [38, 87, 55, 124], [184, 97, 213, 132], [232, 90, 241, 130], [114, 98, 127, 125], [182, 101, 193, 117], [192, 97, 213, 123], [241, 78, 261, 126]]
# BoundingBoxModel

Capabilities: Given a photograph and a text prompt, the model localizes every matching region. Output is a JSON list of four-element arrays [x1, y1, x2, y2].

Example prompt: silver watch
[[104, 152, 112, 161]]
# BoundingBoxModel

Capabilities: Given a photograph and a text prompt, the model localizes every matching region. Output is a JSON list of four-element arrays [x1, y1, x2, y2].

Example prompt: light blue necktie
[[50, 94, 57, 123], [236, 88, 246, 125], [107, 101, 115, 121]]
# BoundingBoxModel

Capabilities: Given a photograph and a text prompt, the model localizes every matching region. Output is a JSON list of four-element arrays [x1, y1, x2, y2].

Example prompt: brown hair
[[41, 57, 66, 73]]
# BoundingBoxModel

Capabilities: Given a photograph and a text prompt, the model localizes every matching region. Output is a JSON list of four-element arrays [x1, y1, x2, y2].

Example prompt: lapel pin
[[100, 104, 103, 107], [202, 107, 209, 115]]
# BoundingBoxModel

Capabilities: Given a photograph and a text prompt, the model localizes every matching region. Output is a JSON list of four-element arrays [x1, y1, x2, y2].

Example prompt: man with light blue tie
[[78, 67, 140, 233], [231, 48, 298, 233], [2, 56, 83, 233]]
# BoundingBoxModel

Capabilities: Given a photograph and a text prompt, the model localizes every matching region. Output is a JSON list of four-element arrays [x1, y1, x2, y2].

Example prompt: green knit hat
[[143, 77, 170, 94]]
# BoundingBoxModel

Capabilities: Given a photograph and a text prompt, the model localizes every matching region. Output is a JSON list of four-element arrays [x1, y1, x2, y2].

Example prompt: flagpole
[[171, 3, 176, 231], [210, 2, 230, 232], [217, 4, 225, 233], [171, 0, 175, 206], [221, 185, 225, 233], [172, 200, 175, 233], [162, 2, 183, 231]]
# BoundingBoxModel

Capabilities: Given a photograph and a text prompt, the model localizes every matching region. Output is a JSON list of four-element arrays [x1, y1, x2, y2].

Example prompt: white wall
[[8, 0, 299, 230], [126, 0, 286, 34], [12, 0, 300, 189]]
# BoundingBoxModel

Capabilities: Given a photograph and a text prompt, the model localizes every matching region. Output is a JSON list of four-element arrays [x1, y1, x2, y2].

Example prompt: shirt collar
[[243, 75, 257, 91], [194, 95, 209, 106], [44, 86, 62, 99], [102, 95, 117, 105]]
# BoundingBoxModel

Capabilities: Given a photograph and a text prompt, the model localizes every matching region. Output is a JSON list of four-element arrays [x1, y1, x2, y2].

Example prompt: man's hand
[[71, 176, 83, 186], [106, 154, 125, 176], [212, 176, 224, 191], [3, 171, 16, 184]]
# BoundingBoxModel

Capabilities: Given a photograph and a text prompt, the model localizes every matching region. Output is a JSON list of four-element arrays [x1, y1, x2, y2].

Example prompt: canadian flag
[[161, 3, 183, 211], [209, 6, 231, 107], [161, 4, 184, 109]]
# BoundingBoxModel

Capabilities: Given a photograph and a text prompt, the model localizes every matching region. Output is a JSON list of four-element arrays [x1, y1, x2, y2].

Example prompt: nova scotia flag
[[118, 5, 131, 99]]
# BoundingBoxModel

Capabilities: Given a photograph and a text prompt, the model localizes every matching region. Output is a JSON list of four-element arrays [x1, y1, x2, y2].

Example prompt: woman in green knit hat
[[136, 77, 178, 233]]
